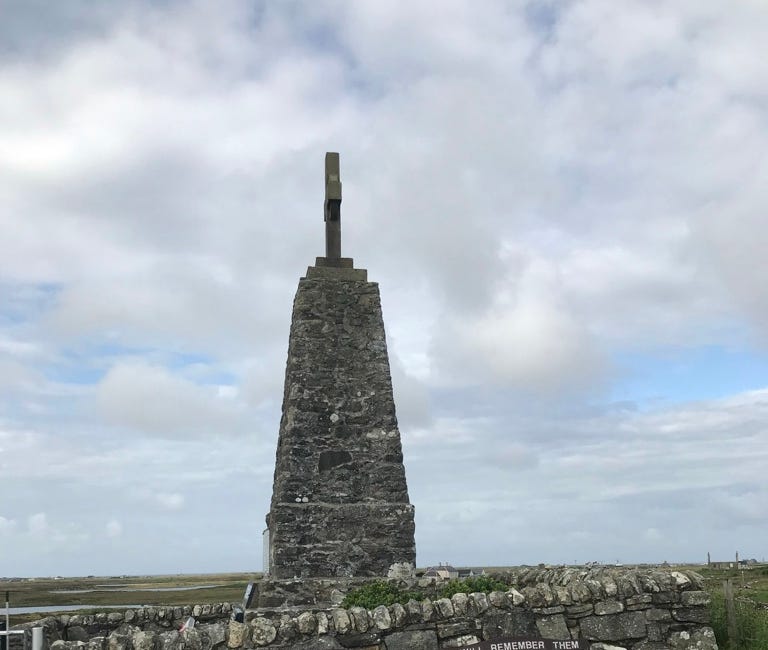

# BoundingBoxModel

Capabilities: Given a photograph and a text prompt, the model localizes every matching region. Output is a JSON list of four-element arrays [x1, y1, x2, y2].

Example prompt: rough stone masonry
[[264, 153, 416, 578], [15, 567, 717, 650]]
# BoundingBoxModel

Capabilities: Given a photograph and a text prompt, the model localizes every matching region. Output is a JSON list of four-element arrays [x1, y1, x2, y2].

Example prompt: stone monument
[[264, 153, 416, 579]]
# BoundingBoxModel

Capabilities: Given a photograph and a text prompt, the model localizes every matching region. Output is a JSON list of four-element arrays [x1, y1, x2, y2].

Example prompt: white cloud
[[0, 516, 17, 534], [155, 493, 185, 511], [95, 361, 246, 438], [432, 258, 605, 392], [106, 519, 123, 538], [28, 512, 49, 535]]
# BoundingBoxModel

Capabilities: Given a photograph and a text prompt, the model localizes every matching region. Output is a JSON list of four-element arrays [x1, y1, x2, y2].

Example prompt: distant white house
[[423, 564, 487, 580], [423, 563, 459, 580], [457, 567, 486, 579]]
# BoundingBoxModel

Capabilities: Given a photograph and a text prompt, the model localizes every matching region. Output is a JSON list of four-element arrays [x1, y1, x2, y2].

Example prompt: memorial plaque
[[455, 639, 589, 650]]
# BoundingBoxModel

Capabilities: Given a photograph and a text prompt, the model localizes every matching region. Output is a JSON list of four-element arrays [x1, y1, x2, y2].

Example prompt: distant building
[[707, 551, 749, 569], [708, 561, 740, 569], [423, 563, 459, 580], [457, 567, 486, 579]]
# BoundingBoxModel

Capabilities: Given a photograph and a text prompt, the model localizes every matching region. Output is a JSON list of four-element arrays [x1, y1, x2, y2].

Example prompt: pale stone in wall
[[226, 622, 247, 649], [251, 618, 277, 646]]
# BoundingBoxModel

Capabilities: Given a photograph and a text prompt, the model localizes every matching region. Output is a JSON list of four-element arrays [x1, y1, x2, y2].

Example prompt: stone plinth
[[265, 262, 416, 578]]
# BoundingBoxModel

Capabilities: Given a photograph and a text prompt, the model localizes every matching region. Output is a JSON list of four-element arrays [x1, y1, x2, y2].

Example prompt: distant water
[[5, 605, 144, 615], [51, 585, 220, 594]]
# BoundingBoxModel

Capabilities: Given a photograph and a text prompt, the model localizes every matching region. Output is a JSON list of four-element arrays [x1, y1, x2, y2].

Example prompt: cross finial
[[324, 152, 342, 259]]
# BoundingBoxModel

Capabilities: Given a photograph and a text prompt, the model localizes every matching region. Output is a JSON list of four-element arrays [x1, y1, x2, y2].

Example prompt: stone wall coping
[[505, 567, 702, 591]]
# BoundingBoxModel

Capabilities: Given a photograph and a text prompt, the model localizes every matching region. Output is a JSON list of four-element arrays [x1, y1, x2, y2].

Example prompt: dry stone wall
[[14, 569, 717, 650]]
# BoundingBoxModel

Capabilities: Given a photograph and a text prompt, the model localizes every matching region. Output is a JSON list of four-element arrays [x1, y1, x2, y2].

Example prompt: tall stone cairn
[[264, 153, 416, 578]]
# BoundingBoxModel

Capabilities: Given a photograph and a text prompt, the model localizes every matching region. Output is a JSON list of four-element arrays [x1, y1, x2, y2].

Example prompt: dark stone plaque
[[456, 639, 589, 650]]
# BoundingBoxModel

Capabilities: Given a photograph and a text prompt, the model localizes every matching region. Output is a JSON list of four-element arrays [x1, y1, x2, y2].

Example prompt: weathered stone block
[[349, 607, 370, 632], [131, 632, 155, 650], [670, 573, 692, 589], [67, 628, 89, 642], [482, 609, 538, 639], [450, 593, 469, 617], [383, 630, 438, 650], [332, 610, 352, 635], [580, 612, 647, 641], [297, 612, 316, 634], [652, 593, 679, 606], [371, 606, 391, 631], [645, 609, 673, 622], [434, 598, 455, 619], [671, 608, 710, 624], [436, 621, 475, 639], [336, 632, 380, 648], [291, 638, 344, 650], [626, 595, 653, 607], [405, 599, 422, 623], [632, 641, 671, 650], [509, 589, 526, 606], [536, 615, 570, 639], [201, 623, 226, 650], [566, 604, 594, 618], [470, 593, 490, 614], [595, 601, 625, 616], [535, 606, 565, 615], [421, 599, 436, 622], [680, 592, 710, 607], [489, 591, 507, 608], [571, 583, 593, 604], [388, 603, 407, 628], [646, 622, 670, 642], [226, 622, 248, 649], [443, 635, 481, 648], [277, 618, 298, 643], [107, 633, 130, 650], [602, 578, 619, 598], [667, 627, 717, 650], [157, 630, 181, 650], [180, 630, 201, 650]]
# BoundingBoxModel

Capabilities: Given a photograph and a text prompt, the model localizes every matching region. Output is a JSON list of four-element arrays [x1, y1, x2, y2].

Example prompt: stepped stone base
[[248, 577, 370, 609], [270, 502, 416, 578]]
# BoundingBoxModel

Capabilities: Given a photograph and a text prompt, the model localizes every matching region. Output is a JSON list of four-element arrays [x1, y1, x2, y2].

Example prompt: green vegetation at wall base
[[439, 576, 508, 598], [341, 575, 510, 609], [341, 581, 423, 609]]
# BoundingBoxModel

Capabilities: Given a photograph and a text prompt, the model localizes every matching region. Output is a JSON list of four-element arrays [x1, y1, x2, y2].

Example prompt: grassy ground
[[693, 565, 768, 650], [1, 573, 258, 618], [697, 565, 768, 605]]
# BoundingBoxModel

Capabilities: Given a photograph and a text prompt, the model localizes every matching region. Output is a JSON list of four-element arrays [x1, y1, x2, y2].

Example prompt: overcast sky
[[1, 0, 767, 578]]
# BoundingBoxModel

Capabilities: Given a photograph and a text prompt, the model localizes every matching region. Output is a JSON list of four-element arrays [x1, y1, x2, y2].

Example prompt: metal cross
[[324, 152, 342, 259]]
